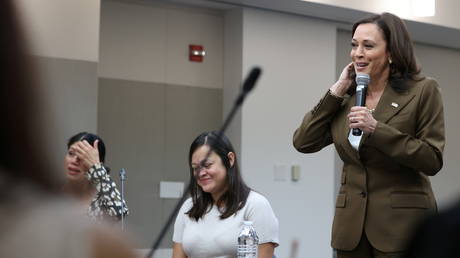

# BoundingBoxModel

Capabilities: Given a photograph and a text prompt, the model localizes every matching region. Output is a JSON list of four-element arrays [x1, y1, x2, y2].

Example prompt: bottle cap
[[243, 221, 253, 226]]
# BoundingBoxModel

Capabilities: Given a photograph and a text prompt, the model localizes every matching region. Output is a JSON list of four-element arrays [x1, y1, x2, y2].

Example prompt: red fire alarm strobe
[[189, 44, 205, 62]]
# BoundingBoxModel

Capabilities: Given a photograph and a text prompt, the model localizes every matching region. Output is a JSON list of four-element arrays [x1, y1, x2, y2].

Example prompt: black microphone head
[[356, 73, 370, 86], [242, 67, 262, 93]]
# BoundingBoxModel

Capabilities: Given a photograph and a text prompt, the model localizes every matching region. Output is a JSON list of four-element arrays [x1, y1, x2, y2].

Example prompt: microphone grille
[[356, 74, 370, 85], [243, 67, 262, 93]]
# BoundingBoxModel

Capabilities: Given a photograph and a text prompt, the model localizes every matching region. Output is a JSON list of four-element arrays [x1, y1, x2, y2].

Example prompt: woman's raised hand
[[330, 62, 354, 97], [71, 140, 101, 173]]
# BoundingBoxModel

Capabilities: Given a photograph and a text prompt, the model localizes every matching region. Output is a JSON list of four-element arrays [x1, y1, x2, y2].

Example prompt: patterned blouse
[[86, 163, 129, 221]]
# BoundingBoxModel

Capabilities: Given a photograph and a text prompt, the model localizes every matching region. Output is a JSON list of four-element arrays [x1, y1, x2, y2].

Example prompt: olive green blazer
[[293, 77, 445, 252]]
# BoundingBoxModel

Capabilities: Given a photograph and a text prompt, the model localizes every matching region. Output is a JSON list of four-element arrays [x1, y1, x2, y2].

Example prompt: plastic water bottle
[[237, 221, 259, 258]]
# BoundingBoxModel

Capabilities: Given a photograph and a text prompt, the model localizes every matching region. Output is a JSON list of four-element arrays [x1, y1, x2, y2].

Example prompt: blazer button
[[360, 191, 367, 198]]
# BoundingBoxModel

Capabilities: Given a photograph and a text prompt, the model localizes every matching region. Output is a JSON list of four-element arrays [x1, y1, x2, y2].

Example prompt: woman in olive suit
[[293, 13, 445, 258]]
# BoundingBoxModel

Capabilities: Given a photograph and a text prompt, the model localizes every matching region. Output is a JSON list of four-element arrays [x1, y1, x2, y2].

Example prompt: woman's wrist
[[329, 89, 343, 99], [91, 162, 103, 169], [330, 81, 350, 97], [86, 163, 106, 182], [369, 119, 378, 133], [86, 163, 103, 175]]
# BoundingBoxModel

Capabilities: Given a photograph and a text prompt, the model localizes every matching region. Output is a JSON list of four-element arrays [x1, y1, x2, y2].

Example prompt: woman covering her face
[[172, 132, 279, 258], [293, 12, 445, 258], [63, 132, 128, 221]]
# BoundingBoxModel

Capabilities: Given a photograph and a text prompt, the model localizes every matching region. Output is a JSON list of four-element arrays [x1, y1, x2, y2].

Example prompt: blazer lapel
[[360, 81, 415, 146], [373, 81, 415, 124], [337, 81, 415, 161]]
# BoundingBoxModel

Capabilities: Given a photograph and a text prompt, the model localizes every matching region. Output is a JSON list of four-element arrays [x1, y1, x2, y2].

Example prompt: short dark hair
[[351, 12, 421, 91], [67, 132, 107, 163], [186, 131, 250, 221]]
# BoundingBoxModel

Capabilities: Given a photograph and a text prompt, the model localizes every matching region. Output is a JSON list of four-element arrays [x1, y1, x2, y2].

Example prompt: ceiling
[[157, 0, 460, 50]]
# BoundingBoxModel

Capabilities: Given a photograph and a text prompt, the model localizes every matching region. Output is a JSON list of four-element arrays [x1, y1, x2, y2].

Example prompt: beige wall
[[99, 0, 223, 89], [16, 0, 100, 61]]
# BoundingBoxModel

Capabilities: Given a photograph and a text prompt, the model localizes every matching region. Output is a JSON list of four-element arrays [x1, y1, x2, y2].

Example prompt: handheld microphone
[[352, 74, 370, 136], [145, 67, 262, 258]]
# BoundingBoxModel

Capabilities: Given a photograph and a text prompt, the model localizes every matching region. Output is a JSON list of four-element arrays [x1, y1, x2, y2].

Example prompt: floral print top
[[86, 163, 129, 221]]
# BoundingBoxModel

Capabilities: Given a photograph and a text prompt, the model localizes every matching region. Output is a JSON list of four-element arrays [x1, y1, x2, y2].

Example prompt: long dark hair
[[350, 12, 421, 92], [186, 131, 250, 221], [0, 0, 58, 191]]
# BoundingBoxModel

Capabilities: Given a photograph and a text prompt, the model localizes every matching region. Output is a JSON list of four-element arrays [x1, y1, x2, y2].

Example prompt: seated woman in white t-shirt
[[172, 131, 279, 258]]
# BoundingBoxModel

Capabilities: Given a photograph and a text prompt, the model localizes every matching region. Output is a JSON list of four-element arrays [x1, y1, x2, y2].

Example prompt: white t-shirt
[[173, 191, 279, 258]]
